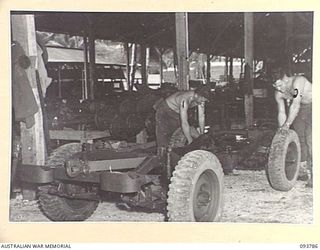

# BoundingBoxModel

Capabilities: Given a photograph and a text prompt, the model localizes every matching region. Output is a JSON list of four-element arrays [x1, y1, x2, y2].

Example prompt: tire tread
[[167, 150, 224, 222]]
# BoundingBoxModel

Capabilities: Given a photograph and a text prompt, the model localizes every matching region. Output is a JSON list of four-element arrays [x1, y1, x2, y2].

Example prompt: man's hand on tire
[[187, 138, 193, 145], [279, 123, 290, 132]]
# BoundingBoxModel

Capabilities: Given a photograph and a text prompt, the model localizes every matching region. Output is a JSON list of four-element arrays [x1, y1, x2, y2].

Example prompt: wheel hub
[[193, 170, 219, 221], [285, 142, 299, 181]]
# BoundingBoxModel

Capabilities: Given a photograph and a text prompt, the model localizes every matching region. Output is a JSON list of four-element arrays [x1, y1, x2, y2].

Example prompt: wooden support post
[[141, 43, 147, 86], [244, 12, 254, 128], [146, 47, 150, 79], [240, 58, 244, 76], [125, 42, 130, 90], [83, 35, 89, 99], [159, 48, 164, 86], [58, 65, 62, 98], [173, 49, 178, 83], [224, 56, 228, 81], [155, 47, 165, 86], [175, 12, 189, 90], [285, 13, 294, 68], [81, 70, 85, 100], [88, 17, 96, 100], [11, 14, 46, 200], [197, 53, 205, 81], [130, 43, 137, 90], [206, 52, 211, 84], [229, 57, 233, 82]]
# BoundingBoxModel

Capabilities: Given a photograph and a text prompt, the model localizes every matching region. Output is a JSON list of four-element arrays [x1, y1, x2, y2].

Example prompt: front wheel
[[38, 143, 99, 221], [38, 184, 99, 221], [167, 150, 224, 222]]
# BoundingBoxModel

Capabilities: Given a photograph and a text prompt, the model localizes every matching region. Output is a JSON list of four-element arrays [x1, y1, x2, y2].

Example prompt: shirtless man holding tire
[[271, 65, 312, 187]]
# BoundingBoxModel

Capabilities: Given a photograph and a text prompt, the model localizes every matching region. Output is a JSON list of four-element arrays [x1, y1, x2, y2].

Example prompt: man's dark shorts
[[154, 99, 180, 148], [292, 104, 312, 164]]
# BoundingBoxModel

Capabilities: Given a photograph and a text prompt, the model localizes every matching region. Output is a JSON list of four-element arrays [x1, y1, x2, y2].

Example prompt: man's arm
[[180, 99, 193, 144], [284, 78, 304, 127], [275, 91, 287, 127], [198, 102, 205, 134]]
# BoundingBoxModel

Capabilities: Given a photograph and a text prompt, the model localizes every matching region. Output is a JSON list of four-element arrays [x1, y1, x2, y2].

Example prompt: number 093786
[[300, 244, 318, 248]]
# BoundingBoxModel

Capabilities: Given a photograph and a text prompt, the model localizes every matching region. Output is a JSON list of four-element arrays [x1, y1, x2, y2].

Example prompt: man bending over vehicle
[[153, 85, 211, 157]]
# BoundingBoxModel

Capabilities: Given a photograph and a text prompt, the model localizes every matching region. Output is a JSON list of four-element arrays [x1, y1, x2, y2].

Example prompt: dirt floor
[[9, 169, 313, 223]]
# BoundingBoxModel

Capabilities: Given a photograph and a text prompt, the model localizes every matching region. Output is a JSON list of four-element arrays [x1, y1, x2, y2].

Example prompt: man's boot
[[297, 161, 309, 181], [157, 147, 167, 166], [157, 146, 168, 183], [305, 162, 313, 188], [306, 175, 313, 188]]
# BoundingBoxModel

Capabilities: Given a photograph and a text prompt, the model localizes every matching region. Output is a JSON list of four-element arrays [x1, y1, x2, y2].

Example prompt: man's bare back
[[296, 76, 312, 104], [165, 90, 196, 113]]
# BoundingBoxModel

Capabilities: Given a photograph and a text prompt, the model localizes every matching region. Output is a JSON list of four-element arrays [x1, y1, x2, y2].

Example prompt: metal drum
[[136, 93, 160, 114], [95, 105, 118, 130], [144, 112, 156, 138], [110, 114, 145, 140], [119, 98, 138, 114]]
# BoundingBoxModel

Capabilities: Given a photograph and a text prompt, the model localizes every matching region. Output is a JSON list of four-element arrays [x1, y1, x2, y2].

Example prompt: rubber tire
[[38, 143, 99, 221], [169, 126, 199, 148], [266, 129, 301, 191], [167, 150, 224, 222]]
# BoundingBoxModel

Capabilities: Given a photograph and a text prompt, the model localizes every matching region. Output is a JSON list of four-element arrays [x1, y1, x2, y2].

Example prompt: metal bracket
[[19, 164, 54, 183]]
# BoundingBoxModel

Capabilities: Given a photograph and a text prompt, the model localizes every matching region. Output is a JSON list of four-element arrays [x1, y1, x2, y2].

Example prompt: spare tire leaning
[[266, 129, 301, 191]]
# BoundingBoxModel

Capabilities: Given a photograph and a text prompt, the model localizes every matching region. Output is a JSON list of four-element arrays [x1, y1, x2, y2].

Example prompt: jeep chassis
[[19, 125, 301, 222]]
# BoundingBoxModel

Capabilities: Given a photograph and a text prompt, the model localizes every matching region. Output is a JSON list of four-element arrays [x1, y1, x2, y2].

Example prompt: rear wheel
[[266, 129, 301, 191], [38, 143, 99, 221], [39, 183, 99, 221], [167, 150, 224, 222]]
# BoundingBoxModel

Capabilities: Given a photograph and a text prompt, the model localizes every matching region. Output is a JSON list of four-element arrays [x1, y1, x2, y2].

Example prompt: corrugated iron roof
[[29, 12, 313, 60], [11, 11, 313, 61]]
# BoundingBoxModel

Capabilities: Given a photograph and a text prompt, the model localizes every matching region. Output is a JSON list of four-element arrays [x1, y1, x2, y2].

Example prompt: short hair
[[270, 62, 293, 81], [195, 85, 212, 100]]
